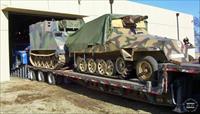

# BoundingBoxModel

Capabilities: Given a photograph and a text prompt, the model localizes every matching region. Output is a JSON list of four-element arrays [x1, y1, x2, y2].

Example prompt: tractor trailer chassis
[[19, 63, 200, 113]]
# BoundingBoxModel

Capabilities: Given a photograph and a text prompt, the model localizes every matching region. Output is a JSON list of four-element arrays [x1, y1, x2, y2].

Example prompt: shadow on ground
[[59, 81, 175, 114]]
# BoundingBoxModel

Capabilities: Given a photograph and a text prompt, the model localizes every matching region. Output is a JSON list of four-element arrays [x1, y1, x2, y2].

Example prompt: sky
[[132, 0, 200, 18]]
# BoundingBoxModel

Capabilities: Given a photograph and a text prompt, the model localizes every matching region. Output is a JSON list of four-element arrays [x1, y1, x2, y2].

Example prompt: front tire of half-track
[[136, 56, 158, 82]]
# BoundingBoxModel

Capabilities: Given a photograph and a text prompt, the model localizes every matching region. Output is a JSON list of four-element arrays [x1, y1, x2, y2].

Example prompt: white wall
[[76, 0, 195, 57], [0, 0, 10, 82], [0, 0, 195, 82]]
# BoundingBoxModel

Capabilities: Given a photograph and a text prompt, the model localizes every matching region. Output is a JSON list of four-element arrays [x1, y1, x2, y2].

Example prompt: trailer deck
[[28, 64, 173, 106], [11, 62, 200, 113], [29, 65, 168, 93]]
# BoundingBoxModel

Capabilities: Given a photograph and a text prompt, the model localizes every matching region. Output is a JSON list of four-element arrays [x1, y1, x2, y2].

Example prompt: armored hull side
[[29, 19, 84, 69]]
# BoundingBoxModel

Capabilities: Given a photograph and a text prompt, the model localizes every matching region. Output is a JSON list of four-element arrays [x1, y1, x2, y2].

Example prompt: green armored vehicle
[[29, 19, 84, 69], [66, 14, 189, 81]]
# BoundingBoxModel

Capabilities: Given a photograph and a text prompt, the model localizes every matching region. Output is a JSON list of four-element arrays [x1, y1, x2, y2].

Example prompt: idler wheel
[[115, 57, 129, 79], [105, 60, 115, 76], [115, 57, 126, 74]]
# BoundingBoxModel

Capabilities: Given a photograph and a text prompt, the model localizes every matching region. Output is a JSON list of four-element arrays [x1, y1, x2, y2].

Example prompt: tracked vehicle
[[15, 14, 199, 113], [29, 19, 84, 69], [66, 14, 189, 81]]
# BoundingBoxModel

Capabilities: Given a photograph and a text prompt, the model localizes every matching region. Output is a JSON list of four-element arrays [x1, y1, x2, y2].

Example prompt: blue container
[[18, 51, 28, 64]]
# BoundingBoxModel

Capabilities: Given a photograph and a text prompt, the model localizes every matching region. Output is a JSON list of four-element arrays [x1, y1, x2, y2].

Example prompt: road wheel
[[97, 59, 107, 75], [37, 71, 45, 82], [105, 60, 115, 77], [49, 58, 54, 69], [35, 57, 40, 67], [38, 57, 43, 67], [51, 56, 58, 69], [32, 56, 37, 67], [47, 73, 56, 85], [136, 56, 158, 82], [41, 59, 45, 67], [77, 57, 87, 72], [45, 57, 50, 68], [87, 58, 97, 74], [29, 70, 36, 81]]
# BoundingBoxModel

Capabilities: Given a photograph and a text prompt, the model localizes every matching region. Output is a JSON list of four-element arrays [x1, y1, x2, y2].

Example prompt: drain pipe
[[109, 0, 114, 14], [176, 13, 180, 41], [78, 0, 81, 14]]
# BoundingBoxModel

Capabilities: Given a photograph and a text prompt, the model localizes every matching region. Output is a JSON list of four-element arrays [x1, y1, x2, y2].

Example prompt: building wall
[[0, 0, 10, 82], [0, 0, 195, 82]]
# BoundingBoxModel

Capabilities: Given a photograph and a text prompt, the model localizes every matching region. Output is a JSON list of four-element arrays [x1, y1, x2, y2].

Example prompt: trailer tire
[[20, 66, 24, 78], [17, 69, 20, 77], [22, 66, 25, 79], [14, 71, 16, 76], [47, 73, 56, 85], [19, 69, 21, 77], [24, 65, 28, 78], [136, 56, 158, 82], [29, 70, 36, 81], [37, 71, 45, 82]]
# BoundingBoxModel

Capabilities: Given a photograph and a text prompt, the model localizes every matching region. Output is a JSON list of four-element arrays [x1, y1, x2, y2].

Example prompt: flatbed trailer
[[27, 63, 200, 113]]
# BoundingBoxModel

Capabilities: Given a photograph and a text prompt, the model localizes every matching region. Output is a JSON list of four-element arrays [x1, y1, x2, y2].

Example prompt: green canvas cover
[[66, 14, 126, 51]]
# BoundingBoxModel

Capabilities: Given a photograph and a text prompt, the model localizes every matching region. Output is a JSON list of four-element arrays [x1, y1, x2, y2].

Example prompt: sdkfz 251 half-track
[[66, 14, 191, 82]]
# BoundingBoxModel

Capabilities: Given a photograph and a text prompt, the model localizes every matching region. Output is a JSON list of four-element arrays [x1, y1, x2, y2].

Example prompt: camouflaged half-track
[[29, 19, 84, 69], [66, 14, 189, 81]]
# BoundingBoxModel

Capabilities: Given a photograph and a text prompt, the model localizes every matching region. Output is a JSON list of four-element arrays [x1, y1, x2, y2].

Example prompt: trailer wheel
[[29, 70, 36, 81], [47, 73, 56, 85], [136, 56, 158, 82], [37, 71, 45, 82], [17, 69, 20, 77]]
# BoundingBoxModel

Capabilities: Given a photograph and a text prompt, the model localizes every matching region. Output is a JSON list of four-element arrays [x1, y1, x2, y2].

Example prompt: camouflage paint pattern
[[29, 19, 84, 52], [29, 19, 84, 69], [68, 14, 188, 63]]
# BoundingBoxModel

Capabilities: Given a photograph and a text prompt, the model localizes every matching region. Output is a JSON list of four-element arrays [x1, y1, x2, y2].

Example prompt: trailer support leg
[[173, 77, 187, 113]]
